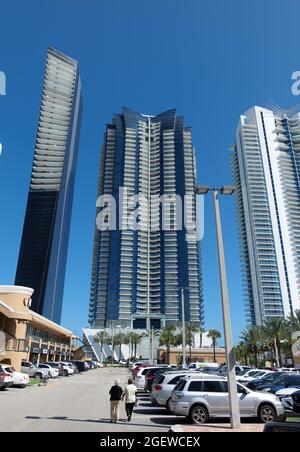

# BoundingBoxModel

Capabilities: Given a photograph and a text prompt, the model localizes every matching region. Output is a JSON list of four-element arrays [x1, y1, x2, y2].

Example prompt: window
[[169, 375, 184, 385], [202, 381, 225, 392], [174, 379, 186, 392], [155, 375, 165, 385], [188, 381, 203, 392]]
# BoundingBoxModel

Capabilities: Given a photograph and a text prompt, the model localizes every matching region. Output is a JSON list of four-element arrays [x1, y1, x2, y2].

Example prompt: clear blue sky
[[0, 0, 299, 343]]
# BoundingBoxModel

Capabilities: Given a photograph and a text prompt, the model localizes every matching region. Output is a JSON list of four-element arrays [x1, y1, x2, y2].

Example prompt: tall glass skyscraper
[[232, 106, 300, 325], [15, 47, 82, 324], [89, 107, 204, 329]]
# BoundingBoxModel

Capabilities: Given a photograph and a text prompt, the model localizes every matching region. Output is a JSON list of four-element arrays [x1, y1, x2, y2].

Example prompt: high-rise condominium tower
[[89, 107, 204, 329], [232, 106, 300, 325], [15, 47, 82, 324]]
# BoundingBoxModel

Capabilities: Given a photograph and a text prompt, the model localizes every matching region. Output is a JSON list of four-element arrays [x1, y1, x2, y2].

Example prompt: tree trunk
[[213, 340, 216, 362], [200, 333, 203, 349], [167, 345, 170, 365], [274, 337, 280, 367], [100, 343, 103, 364]]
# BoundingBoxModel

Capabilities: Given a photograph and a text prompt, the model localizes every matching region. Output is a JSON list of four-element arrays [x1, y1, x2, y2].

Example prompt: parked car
[[132, 362, 150, 378], [290, 390, 300, 413], [247, 371, 288, 391], [144, 367, 173, 392], [21, 361, 49, 380], [60, 361, 79, 374], [135, 366, 162, 390], [263, 413, 300, 432], [72, 361, 89, 372], [170, 376, 284, 424], [0, 364, 14, 390], [151, 370, 213, 411], [236, 369, 273, 384], [187, 362, 219, 371], [256, 373, 300, 393], [47, 362, 64, 376], [219, 365, 252, 376], [1, 364, 29, 387], [0, 367, 5, 390], [38, 364, 59, 378], [198, 366, 222, 376], [57, 362, 74, 375]]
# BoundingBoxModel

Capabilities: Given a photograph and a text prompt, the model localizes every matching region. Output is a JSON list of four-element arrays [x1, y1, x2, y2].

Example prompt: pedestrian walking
[[109, 379, 124, 423], [124, 378, 137, 422]]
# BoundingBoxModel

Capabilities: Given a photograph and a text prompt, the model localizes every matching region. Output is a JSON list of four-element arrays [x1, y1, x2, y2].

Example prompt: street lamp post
[[179, 287, 188, 368], [181, 288, 186, 368], [196, 185, 241, 429]]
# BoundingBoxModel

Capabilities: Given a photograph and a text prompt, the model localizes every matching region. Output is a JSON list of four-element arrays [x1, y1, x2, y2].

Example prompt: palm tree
[[131, 332, 144, 359], [113, 332, 126, 362], [186, 325, 199, 363], [234, 341, 250, 365], [262, 318, 289, 367], [159, 325, 177, 364], [240, 326, 263, 367], [93, 330, 110, 364], [145, 328, 160, 363], [108, 333, 117, 366], [207, 329, 221, 363], [287, 309, 300, 332], [199, 326, 206, 349]]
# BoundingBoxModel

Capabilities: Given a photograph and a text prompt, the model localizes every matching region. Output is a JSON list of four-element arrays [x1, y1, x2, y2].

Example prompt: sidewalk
[[170, 423, 264, 432]]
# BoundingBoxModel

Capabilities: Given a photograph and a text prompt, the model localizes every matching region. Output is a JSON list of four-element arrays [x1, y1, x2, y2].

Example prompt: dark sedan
[[256, 374, 300, 393], [247, 371, 287, 390]]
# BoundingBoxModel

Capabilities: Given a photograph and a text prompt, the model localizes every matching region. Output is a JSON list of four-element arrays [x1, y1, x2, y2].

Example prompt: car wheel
[[258, 404, 276, 423], [35, 373, 43, 380], [189, 405, 209, 424], [63, 369, 68, 377]]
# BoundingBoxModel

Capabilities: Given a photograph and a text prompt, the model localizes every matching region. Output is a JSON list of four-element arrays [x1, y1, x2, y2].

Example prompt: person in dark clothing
[[109, 379, 124, 423]]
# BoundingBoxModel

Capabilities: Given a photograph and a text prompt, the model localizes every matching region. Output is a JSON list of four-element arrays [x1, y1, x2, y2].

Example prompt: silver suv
[[170, 376, 284, 424], [151, 371, 223, 411]]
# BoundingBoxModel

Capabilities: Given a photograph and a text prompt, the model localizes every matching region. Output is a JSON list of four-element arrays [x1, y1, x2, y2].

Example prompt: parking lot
[[0, 367, 186, 432]]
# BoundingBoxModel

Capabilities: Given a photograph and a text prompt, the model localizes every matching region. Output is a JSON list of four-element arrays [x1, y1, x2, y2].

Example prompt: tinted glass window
[[174, 379, 186, 391], [155, 375, 165, 384], [188, 381, 203, 391], [202, 381, 225, 392], [169, 375, 183, 385], [288, 377, 300, 385]]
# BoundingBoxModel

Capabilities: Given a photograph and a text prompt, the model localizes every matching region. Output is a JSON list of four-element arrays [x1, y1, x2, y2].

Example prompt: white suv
[[170, 376, 284, 424]]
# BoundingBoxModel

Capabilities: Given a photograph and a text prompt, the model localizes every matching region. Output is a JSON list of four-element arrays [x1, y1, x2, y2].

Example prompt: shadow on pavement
[[24, 415, 170, 429]]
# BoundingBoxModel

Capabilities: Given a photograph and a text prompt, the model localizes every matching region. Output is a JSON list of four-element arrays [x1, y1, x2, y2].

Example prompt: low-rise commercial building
[[0, 286, 78, 371], [157, 346, 226, 365]]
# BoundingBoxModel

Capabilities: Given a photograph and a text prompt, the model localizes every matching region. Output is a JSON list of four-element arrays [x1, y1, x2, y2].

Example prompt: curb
[[169, 424, 184, 433]]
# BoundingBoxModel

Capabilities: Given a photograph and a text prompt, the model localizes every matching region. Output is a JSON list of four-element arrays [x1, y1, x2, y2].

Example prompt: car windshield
[[247, 370, 261, 377]]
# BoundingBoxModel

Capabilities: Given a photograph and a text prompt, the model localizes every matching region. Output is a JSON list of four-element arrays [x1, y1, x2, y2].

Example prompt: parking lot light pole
[[181, 288, 186, 368], [196, 185, 241, 429]]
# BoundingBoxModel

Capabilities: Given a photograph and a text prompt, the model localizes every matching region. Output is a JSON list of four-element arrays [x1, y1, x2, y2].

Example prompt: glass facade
[[89, 107, 204, 329], [15, 47, 82, 324], [233, 106, 300, 325]]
